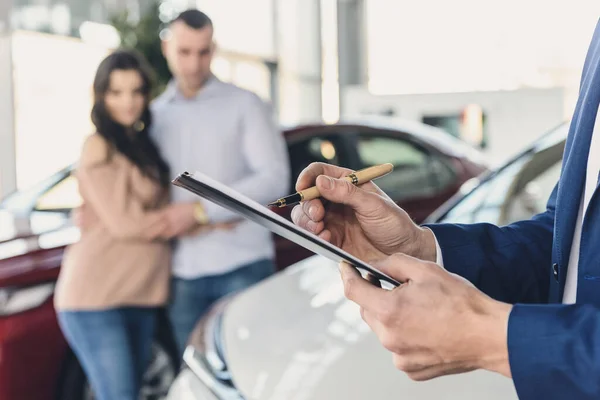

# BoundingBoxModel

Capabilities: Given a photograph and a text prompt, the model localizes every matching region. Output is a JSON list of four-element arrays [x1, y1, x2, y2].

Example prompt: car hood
[[222, 256, 518, 400], [0, 208, 77, 282]]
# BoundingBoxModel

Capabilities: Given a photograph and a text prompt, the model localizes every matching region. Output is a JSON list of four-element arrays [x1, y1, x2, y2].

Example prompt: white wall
[[343, 86, 566, 165], [0, 0, 15, 198], [276, 0, 323, 124], [0, 34, 16, 198], [11, 31, 109, 190], [364, 0, 600, 96]]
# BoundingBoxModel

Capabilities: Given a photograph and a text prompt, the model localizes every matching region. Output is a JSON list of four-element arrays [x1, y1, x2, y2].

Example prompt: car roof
[[283, 115, 486, 161]]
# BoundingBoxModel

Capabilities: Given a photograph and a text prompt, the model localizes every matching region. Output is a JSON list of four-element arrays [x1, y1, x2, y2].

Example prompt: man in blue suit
[[292, 20, 600, 399]]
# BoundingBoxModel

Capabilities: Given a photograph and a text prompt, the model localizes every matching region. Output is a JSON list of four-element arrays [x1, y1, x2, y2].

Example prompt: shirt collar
[[163, 74, 222, 103]]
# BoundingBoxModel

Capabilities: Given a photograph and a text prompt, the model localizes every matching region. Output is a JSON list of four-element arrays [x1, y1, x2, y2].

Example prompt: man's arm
[[201, 93, 291, 223], [424, 184, 557, 304]]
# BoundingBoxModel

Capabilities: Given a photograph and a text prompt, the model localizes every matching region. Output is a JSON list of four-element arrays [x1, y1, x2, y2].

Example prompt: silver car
[[167, 123, 568, 400]]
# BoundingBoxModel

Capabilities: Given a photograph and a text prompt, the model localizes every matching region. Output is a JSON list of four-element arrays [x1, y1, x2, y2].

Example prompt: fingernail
[[319, 175, 333, 190], [308, 205, 316, 219]]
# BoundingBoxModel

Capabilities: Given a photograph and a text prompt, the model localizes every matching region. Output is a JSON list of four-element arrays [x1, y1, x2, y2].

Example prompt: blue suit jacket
[[428, 20, 600, 399]]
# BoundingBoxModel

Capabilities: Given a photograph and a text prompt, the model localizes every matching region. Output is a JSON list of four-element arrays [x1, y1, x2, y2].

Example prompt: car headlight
[[0, 282, 55, 316], [183, 296, 243, 400]]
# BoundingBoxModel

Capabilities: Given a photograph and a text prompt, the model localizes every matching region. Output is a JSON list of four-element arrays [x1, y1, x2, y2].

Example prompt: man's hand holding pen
[[289, 162, 437, 263]]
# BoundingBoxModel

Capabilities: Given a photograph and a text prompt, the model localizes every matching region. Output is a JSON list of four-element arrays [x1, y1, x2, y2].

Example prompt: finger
[[339, 261, 388, 311], [361, 308, 397, 352], [392, 352, 442, 374], [301, 199, 325, 222], [373, 253, 430, 284], [296, 162, 354, 191], [318, 229, 332, 242], [392, 353, 427, 374], [291, 205, 325, 234], [315, 175, 383, 217], [405, 362, 472, 381]]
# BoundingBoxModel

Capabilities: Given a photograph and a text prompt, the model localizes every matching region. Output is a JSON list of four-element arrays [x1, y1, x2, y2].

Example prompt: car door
[[345, 129, 459, 223], [286, 130, 354, 189]]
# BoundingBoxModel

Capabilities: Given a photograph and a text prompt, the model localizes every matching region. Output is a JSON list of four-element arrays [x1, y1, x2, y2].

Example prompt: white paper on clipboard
[[171, 170, 400, 288]]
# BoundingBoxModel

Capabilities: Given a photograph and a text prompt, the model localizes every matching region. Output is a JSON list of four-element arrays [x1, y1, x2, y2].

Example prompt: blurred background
[[1, 0, 600, 196]]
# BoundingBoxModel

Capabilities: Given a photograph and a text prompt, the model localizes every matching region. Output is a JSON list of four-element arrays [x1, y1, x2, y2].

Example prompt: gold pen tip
[[267, 200, 285, 208]]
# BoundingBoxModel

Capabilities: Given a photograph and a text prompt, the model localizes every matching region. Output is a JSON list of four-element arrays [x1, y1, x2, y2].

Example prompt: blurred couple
[[54, 9, 289, 400]]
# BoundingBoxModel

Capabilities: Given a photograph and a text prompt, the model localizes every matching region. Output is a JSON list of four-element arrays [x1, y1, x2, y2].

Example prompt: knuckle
[[301, 200, 312, 216], [306, 219, 318, 232], [411, 373, 429, 382], [343, 180, 357, 196], [393, 355, 410, 371], [302, 200, 321, 220], [380, 333, 397, 352], [359, 307, 366, 321], [407, 372, 422, 381], [296, 163, 322, 188], [378, 305, 394, 325], [292, 209, 312, 230], [390, 253, 407, 263]]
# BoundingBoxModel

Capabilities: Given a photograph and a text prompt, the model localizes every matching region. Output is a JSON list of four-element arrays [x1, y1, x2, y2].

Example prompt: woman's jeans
[[57, 307, 157, 400]]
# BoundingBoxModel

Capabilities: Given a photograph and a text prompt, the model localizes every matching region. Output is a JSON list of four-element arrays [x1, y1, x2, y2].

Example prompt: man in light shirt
[[151, 9, 289, 356], [292, 19, 600, 400]]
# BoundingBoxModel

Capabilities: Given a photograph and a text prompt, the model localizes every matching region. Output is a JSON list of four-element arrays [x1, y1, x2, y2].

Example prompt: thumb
[[373, 253, 427, 284], [316, 175, 381, 215]]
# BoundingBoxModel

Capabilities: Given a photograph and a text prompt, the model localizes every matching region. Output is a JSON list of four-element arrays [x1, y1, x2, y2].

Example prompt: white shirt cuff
[[434, 233, 445, 268]]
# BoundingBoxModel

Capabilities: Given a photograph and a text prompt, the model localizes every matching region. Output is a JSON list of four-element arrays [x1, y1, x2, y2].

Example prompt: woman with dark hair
[[53, 49, 222, 399]]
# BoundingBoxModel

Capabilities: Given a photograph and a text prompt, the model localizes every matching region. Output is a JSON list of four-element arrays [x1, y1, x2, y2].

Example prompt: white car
[[167, 122, 568, 400]]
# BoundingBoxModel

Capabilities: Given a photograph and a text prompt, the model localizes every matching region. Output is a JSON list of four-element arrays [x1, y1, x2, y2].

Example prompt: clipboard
[[172, 171, 401, 288]]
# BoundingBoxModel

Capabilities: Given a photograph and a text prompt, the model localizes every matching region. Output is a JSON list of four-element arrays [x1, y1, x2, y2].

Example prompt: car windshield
[[437, 156, 531, 224], [433, 122, 568, 225], [0, 166, 72, 212]]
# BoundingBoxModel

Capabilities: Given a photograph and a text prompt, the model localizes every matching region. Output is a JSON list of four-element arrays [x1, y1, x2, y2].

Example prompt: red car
[[0, 117, 487, 400]]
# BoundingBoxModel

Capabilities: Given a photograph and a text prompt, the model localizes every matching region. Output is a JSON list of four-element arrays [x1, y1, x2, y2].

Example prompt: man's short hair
[[170, 9, 213, 30]]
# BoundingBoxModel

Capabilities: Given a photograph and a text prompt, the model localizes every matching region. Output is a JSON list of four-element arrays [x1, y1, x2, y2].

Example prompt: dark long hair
[[91, 49, 170, 186]]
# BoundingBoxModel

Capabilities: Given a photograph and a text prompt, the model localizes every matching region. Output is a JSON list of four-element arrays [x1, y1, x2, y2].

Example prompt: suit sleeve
[[507, 303, 600, 399], [423, 184, 557, 304]]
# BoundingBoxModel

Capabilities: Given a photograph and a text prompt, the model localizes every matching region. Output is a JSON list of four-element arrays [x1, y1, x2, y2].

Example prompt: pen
[[268, 163, 394, 208]]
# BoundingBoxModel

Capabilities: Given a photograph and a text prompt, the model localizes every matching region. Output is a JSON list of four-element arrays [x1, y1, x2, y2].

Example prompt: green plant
[[111, 1, 172, 97]]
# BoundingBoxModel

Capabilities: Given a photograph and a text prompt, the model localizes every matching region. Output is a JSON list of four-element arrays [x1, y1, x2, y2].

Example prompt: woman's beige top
[[55, 134, 171, 311]]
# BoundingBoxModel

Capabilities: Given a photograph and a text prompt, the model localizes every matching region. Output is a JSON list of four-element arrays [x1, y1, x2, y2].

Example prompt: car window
[[35, 175, 82, 212], [534, 122, 569, 152], [356, 135, 455, 201], [503, 160, 562, 224], [439, 156, 530, 224], [287, 134, 346, 190]]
